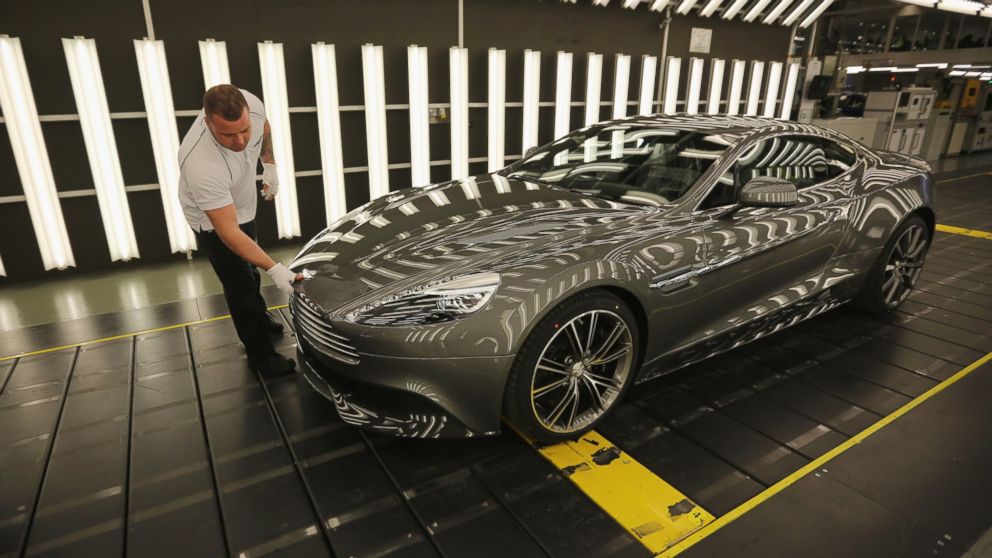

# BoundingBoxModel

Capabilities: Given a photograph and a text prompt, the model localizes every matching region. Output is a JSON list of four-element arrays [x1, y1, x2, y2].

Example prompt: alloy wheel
[[882, 223, 927, 307], [530, 310, 634, 434]]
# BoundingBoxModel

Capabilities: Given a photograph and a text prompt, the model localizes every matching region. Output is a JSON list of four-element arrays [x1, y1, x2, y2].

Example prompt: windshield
[[504, 125, 741, 206]]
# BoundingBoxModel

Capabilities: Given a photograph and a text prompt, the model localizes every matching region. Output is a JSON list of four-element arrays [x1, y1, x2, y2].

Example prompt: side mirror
[[739, 177, 799, 208]]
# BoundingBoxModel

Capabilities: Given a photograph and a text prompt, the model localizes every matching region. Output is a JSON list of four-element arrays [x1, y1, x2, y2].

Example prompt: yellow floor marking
[[0, 304, 289, 363], [520, 428, 714, 553], [659, 350, 992, 557], [936, 224, 992, 240], [936, 170, 992, 184]]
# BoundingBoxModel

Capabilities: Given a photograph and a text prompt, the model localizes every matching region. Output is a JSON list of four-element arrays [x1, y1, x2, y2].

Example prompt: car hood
[[291, 174, 653, 315]]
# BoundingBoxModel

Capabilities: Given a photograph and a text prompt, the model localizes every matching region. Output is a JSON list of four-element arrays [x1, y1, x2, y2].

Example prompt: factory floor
[[1, 157, 991, 557]]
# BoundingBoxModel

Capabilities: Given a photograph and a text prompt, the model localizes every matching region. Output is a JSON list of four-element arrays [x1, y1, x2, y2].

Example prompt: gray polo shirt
[[178, 89, 266, 232]]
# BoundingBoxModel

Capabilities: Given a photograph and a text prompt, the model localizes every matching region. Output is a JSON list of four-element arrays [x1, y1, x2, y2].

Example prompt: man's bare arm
[[261, 120, 274, 165], [205, 204, 276, 270]]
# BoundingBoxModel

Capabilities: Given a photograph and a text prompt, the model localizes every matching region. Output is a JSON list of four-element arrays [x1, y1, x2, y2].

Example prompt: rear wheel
[[854, 214, 930, 314], [503, 290, 639, 442]]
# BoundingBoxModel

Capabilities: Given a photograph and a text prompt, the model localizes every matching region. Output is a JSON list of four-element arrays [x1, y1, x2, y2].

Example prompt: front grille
[[291, 293, 360, 364]]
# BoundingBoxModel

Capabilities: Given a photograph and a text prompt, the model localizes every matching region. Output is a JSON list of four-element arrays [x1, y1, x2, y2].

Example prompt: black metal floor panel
[[2, 171, 991, 557]]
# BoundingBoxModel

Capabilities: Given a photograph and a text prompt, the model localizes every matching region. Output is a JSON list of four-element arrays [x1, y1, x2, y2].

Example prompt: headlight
[[347, 272, 500, 326]]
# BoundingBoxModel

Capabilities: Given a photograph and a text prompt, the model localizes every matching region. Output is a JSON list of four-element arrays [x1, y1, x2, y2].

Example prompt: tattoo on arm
[[261, 121, 275, 164]]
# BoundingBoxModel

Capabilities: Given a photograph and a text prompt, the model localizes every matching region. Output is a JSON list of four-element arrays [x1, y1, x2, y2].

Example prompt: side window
[[738, 136, 830, 190], [820, 139, 857, 179]]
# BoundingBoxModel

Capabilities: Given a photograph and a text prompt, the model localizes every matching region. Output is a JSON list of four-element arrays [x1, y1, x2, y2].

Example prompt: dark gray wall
[[0, 0, 790, 283]]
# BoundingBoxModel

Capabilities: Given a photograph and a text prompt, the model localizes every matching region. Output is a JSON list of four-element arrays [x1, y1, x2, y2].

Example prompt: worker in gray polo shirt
[[178, 84, 299, 376]]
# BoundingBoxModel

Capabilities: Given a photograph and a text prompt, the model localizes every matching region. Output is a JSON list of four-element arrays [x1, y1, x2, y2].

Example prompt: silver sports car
[[289, 115, 935, 442]]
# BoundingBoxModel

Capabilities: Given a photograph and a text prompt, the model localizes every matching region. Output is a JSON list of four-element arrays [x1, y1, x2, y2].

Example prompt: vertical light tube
[[779, 62, 800, 120], [449, 46, 469, 179], [63, 36, 139, 261], [611, 54, 631, 119], [198, 39, 230, 88], [554, 51, 573, 140], [664, 57, 682, 114], [407, 45, 430, 186], [638, 55, 658, 116], [745, 60, 765, 116], [784, 0, 818, 25], [312, 42, 347, 225], [258, 41, 300, 239], [584, 53, 603, 162], [685, 57, 704, 115], [0, 35, 74, 270], [362, 44, 390, 200], [727, 59, 746, 116], [134, 38, 196, 253], [488, 48, 506, 172], [763, 61, 783, 118], [522, 49, 541, 154], [611, 54, 631, 159], [707, 58, 725, 115], [0, 255, 5, 277]]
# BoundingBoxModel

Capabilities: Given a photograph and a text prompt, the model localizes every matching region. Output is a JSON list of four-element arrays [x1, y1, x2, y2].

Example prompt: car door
[[689, 134, 857, 340]]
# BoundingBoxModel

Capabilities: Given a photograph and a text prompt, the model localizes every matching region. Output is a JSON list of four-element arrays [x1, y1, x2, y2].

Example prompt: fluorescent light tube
[[449, 46, 469, 180], [744, 0, 775, 22], [554, 51, 573, 140], [362, 44, 390, 200], [846, 65, 866, 73], [763, 61, 782, 118], [723, 0, 751, 18], [585, 53, 603, 125], [198, 39, 230, 88], [522, 49, 542, 154], [727, 59, 746, 115], [937, 0, 983, 15], [745, 60, 764, 116], [258, 41, 300, 239], [612, 54, 631, 119], [489, 48, 507, 172], [649, 0, 674, 9], [639, 55, 658, 115], [917, 63, 948, 68], [134, 39, 196, 253], [868, 66, 897, 72], [686, 57, 704, 115], [782, 0, 816, 25], [0, 255, 5, 277], [408, 45, 430, 186], [949, 70, 966, 76], [779, 62, 799, 120], [707, 58, 725, 115], [799, 0, 835, 27], [664, 56, 681, 114], [312, 43, 347, 225], [700, 0, 726, 16], [585, 53, 603, 162], [676, 0, 699, 14], [891, 67, 919, 73], [763, 0, 796, 23], [0, 35, 74, 270], [64, 36, 139, 261]]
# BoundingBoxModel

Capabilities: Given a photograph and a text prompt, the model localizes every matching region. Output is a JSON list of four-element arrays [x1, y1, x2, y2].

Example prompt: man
[[178, 84, 300, 376]]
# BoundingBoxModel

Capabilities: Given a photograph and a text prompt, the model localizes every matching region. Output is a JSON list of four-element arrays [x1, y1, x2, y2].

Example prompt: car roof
[[595, 113, 807, 137]]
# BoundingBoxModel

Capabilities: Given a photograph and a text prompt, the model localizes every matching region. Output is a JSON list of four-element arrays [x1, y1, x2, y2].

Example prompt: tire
[[854, 214, 930, 314], [503, 289, 641, 443]]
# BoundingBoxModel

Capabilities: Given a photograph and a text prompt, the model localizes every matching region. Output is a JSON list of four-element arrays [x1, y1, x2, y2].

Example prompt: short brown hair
[[203, 84, 247, 121]]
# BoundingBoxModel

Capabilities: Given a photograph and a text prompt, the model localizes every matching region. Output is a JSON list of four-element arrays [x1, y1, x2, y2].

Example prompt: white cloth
[[177, 89, 266, 232], [266, 263, 296, 294], [261, 162, 279, 200]]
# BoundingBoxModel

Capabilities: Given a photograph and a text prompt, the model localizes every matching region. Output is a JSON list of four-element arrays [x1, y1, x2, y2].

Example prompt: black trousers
[[195, 220, 276, 362]]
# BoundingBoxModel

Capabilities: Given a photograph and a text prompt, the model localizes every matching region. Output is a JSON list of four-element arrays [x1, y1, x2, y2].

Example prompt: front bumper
[[296, 340, 513, 438]]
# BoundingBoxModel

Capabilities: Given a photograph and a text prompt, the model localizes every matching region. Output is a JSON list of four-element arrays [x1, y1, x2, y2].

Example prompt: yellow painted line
[[936, 224, 992, 240], [519, 428, 714, 553], [0, 304, 289, 363], [936, 170, 992, 184], [659, 349, 992, 557]]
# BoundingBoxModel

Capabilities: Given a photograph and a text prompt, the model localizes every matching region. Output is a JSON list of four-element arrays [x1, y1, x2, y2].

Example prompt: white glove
[[261, 163, 279, 200], [266, 262, 297, 294]]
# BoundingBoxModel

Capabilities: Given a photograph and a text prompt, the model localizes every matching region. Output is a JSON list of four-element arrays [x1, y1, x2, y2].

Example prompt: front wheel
[[503, 290, 639, 442], [854, 214, 930, 314]]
